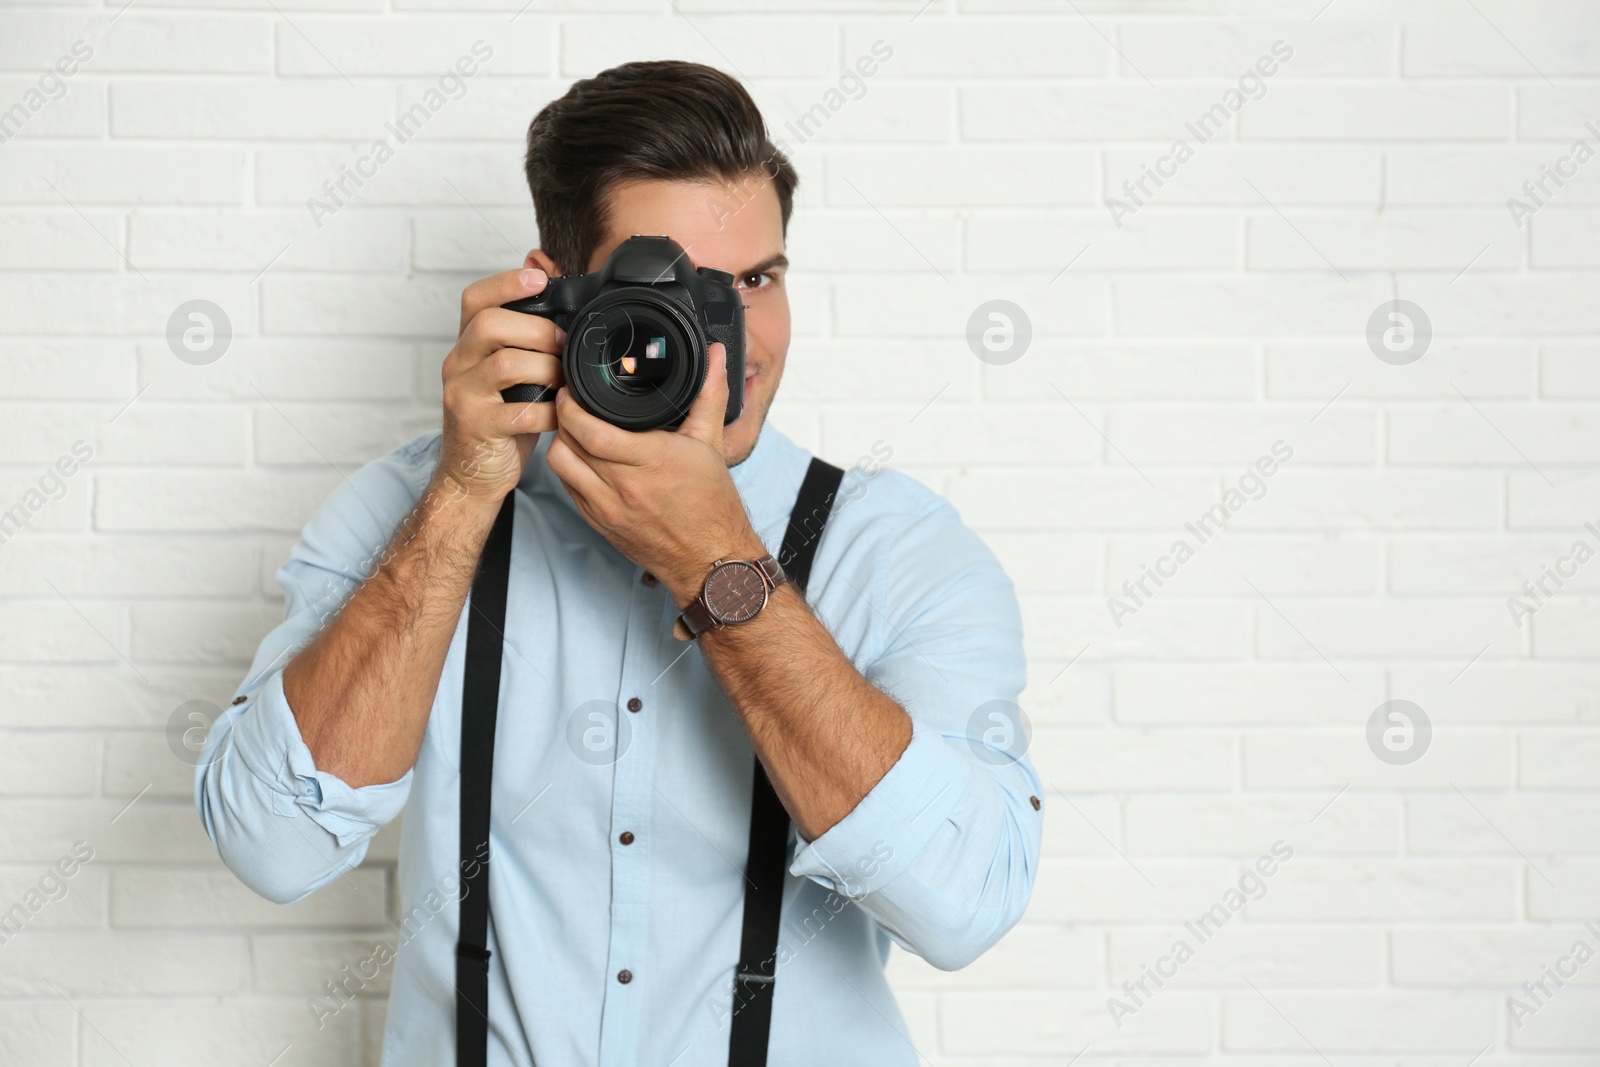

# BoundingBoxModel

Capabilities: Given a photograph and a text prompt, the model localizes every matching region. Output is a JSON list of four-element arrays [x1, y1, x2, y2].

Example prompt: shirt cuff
[[788, 720, 975, 898], [229, 670, 412, 847]]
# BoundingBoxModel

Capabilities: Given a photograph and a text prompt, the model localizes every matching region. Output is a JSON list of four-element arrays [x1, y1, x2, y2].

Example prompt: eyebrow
[[738, 253, 789, 277]]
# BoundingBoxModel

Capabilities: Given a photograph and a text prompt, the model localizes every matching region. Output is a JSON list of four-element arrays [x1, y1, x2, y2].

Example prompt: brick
[[1247, 210, 1517, 271], [0, 1005, 71, 1067], [1114, 665, 1386, 725], [110, 80, 392, 139], [844, 21, 1107, 78], [0, 341, 132, 400], [0, 145, 244, 205], [1388, 147, 1600, 206], [0, 733, 96, 796], [962, 83, 1255, 142], [1107, 537, 1379, 597], [0, 934, 245, 995], [95, 471, 340, 532], [1521, 730, 1600, 788], [890, 924, 1099, 989], [942, 990, 1211, 1055], [113, 868, 387, 928], [1404, 17, 1600, 76], [967, 213, 1238, 271], [412, 208, 539, 272], [986, 343, 1257, 401], [1030, 729, 1235, 791], [254, 404, 428, 466], [137, 339, 417, 403], [129, 603, 284, 664], [1265, 341, 1535, 400], [1221, 991, 1498, 1052], [1106, 407, 1374, 465], [1243, 730, 1510, 789], [0, 211, 123, 269], [564, 19, 827, 78], [835, 279, 1104, 338], [277, 19, 548, 76], [1409, 794, 1600, 855], [1245, 84, 1510, 140], [1391, 663, 1600, 724], [821, 405, 1098, 467], [824, 148, 1097, 207], [1115, 278, 1391, 336], [76, 1002, 359, 1067], [1392, 929, 1600, 986], [0, 76, 102, 138], [1247, 860, 1515, 921], [1123, 795, 1398, 856], [1105, 145, 1379, 206], [789, 212, 959, 272], [1227, 471, 1500, 531], [0, 14, 270, 73], [1119, 21, 1391, 77], [1022, 598, 1253, 661], [0, 666, 241, 729], [129, 208, 409, 273], [1109, 928, 1383, 988], [1543, 344, 1600, 397], [251, 934, 397, 995]]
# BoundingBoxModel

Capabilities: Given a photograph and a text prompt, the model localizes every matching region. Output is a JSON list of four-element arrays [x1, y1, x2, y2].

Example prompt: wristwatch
[[673, 554, 786, 641]]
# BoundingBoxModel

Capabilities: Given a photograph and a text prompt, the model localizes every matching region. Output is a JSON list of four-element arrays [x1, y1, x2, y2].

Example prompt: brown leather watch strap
[[673, 554, 785, 641]]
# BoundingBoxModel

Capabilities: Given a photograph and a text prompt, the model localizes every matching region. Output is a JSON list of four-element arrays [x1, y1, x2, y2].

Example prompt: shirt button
[[231, 695, 247, 706], [627, 697, 643, 713], [641, 572, 657, 586], [619, 831, 634, 845], [617, 969, 633, 984], [1030, 795, 1041, 811]]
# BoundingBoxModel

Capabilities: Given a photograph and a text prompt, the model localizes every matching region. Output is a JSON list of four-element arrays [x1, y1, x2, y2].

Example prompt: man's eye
[[736, 272, 774, 291]]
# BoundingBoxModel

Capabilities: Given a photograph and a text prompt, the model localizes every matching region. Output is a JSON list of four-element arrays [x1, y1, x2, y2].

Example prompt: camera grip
[[500, 384, 557, 405]]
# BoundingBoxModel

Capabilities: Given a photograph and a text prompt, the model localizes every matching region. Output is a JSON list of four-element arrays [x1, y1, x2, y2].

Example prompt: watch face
[[705, 561, 769, 625]]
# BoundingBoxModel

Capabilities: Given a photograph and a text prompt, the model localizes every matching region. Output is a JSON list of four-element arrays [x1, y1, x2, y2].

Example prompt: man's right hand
[[437, 266, 568, 503]]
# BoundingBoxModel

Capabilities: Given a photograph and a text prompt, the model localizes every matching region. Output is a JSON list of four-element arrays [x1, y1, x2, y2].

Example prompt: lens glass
[[602, 322, 673, 396], [567, 291, 704, 430]]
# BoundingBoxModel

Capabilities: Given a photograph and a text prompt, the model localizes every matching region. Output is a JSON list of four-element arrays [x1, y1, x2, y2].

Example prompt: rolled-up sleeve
[[195, 433, 438, 905], [789, 490, 1041, 972]]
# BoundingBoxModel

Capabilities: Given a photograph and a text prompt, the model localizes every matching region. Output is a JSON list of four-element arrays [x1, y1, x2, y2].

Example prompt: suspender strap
[[456, 491, 516, 1067], [728, 456, 846, 1067]]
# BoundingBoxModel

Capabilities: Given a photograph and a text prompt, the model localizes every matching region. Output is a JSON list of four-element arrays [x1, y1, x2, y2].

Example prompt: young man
[[198, 61, 1041, 1066]]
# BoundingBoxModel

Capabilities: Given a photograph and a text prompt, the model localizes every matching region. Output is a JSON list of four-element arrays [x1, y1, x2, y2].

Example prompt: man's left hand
[[544, 343, 764, 608]]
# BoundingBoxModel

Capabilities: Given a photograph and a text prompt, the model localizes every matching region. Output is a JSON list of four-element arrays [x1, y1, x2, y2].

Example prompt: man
[[198, 60, 1041, 1066]]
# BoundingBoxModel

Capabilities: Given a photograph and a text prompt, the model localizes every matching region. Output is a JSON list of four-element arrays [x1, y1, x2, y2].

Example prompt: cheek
[[744, 295, 790, 363]]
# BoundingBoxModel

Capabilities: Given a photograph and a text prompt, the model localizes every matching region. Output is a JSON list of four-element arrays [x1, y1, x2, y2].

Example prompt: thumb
[[678, 342, 730, 445]]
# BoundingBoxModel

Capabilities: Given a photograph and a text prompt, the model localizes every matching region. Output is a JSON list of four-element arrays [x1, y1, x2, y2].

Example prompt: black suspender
[[728, 456, 845, 1066], [455, 491, 515, 1067], [455, 456, 846, 1066]]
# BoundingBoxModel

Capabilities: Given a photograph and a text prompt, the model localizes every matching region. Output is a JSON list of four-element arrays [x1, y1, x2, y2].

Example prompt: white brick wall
[[2, 0, 1598, 1062]]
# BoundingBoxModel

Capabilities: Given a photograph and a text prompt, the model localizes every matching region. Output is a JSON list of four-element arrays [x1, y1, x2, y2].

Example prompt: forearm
[[698, 582, 912, 841], [282, 475, 502, 787]]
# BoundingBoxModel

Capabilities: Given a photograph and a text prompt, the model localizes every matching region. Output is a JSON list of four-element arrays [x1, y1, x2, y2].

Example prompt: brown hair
[[524, 60, 799, 275]]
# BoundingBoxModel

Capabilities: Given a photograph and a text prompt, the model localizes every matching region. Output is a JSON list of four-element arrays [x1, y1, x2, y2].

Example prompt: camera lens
[[566, 289, 705, 431], [601, 322, 674, 397]]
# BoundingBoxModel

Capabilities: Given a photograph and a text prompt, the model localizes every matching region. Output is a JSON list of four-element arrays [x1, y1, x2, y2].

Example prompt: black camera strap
[[455, 455, 846, 1067]]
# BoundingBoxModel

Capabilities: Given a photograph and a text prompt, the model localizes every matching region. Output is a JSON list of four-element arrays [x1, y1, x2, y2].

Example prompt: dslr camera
[[500, 235, 745, 431]]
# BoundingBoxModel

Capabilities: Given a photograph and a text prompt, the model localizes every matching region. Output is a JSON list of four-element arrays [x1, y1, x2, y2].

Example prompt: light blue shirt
[[197, 421, 1042, 1067]]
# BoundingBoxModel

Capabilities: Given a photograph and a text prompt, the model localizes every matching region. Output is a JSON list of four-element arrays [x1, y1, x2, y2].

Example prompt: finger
[[447, 308, 567, 381], [546, 427, 614, 511], [677, 342, 729, 446], [482, 393, 559, 438], [460, 349, 563, 394], [554, 386, 650, 466], [459, 266, 549, 335]]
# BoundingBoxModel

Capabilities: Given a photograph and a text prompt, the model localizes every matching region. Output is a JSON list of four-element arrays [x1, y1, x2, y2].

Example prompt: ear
[[524, 248, 561, 277]]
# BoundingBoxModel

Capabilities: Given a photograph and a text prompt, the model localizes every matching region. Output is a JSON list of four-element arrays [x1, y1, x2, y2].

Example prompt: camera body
[[500, 235, 745, 432]]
